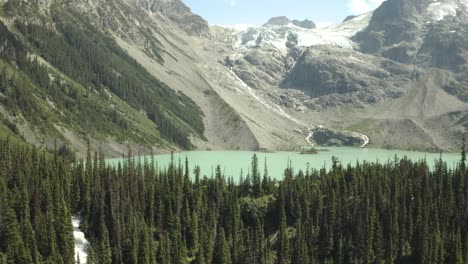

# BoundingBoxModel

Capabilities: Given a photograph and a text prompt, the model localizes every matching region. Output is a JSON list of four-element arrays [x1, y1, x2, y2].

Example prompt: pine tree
[[191, 209, 199, 252], [87, 246, 95, 264], [461, 135, 466, 165], [251, 154, 262, 197], [455, 227, 464, 264], [213, 228, 231, 264], [4, 208, 32, 263], [99, 225, 112, 264], [278, 189, 290, 264]]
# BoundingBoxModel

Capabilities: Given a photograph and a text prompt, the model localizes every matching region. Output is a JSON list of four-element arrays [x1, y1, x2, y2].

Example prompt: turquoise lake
[[108, 147, 462, 180]]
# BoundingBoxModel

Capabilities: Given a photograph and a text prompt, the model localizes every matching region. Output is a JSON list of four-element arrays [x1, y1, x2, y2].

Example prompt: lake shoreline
[[107, 147, 462, 180]]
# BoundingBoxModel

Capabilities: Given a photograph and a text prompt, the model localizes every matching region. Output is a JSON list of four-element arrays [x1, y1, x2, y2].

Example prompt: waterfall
[[72, 216, 89, 264]]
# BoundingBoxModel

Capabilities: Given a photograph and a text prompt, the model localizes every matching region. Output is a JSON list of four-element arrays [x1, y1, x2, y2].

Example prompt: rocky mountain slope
[[0, 0, 466, 153], [211, 0, 468, 151]]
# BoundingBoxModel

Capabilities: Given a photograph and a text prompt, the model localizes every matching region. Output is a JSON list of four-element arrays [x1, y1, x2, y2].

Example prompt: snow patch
[[295, 30, 356, 49], [427, 1, 458, 21], [324, 12, 373, 37], [215, 24, 256, 31], [73, 216, 89, 264], [426, 0, 468, 21], [230, 12, 372, 52]]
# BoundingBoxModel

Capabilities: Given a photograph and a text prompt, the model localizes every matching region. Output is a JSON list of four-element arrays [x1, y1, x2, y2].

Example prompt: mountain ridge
[[0, 0, 466, 153]]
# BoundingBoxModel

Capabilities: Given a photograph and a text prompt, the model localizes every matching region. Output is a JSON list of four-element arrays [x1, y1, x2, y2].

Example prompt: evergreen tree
[[0, 138, 467, 264], [278, 189, 290, 264], [213, 228, 232, 264], [251, 154, 262, 197]]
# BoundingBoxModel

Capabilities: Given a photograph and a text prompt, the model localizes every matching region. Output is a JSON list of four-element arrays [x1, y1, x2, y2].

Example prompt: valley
[[0, 1, 466, 263], [0, 0, 466, 154]]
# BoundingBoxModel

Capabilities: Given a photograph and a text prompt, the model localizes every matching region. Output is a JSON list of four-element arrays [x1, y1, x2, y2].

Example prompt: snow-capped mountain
[[212, 0, 468, 151], [220, 13, 372, 51], [218, 0, 468, 54]]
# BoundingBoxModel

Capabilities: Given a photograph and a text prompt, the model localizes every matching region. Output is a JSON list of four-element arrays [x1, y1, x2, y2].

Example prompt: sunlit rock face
[[134, 0, 210, 36]]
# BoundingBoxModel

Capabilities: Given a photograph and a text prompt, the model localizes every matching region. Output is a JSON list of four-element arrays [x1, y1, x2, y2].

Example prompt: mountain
[[292, 19, 316, 29], [0, 0, 466, 154], [212, 0, 468, 151], [0, 0, 208, 156], [135, 0, 210, 36]]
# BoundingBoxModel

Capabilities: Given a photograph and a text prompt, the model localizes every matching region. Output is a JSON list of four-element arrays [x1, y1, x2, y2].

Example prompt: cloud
[[347, 0, 384, 14]]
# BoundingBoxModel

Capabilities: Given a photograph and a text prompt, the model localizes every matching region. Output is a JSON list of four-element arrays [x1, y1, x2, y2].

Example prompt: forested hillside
[[0, 1, 205, 153], [0, 136, 466, 263]]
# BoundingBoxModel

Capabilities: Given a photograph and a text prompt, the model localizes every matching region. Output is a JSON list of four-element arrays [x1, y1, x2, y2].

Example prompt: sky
[[182, 0, 384, 28]]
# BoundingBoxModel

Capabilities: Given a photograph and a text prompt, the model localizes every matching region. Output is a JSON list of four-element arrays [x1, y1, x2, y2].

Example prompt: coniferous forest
[[0, 138, 466, 264], [0, 2, 206, 150]]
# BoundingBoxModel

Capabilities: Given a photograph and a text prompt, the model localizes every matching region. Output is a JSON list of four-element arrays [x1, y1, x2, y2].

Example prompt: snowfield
[[72, 216, 89, 264], [219, 0, 468, 53], [223, 12, 373, 52], [426, 0, 468, 21]]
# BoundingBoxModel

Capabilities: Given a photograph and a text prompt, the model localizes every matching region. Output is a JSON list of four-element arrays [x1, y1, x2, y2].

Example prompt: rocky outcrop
[[264, 18, 316, 29], [264, 16, 291, 26], [132, 0, 210, 36], [283, 46, 411, 104], [355, 0, 468, 68], [292, 19, 316, 29], [68, 0, 210, 37], [312, 128, 364, 147], [355, 0, 430, 56], [415, 21, 468, 71]]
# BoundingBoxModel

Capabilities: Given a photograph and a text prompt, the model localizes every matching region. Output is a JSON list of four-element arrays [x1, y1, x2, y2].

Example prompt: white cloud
[[347, 0, 384, 14]]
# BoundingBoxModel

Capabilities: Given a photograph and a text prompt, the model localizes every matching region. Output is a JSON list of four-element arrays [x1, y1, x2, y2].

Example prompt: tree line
[[0, 139, 467, 263]]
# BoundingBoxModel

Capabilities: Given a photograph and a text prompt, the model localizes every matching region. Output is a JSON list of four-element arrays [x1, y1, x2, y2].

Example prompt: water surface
[[108, 147, 462, 180]]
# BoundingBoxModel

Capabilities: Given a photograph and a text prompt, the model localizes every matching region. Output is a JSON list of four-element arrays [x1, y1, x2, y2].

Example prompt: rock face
[[313, 128, 364, 147], [415, 22, 468, 71], [15, 0, 210, 36], [283, 46, 410, 105], [292, 19, 316, 29], [355, 0, 429, 55], [212, 0, 468, 150], [264, 16, 291, 26], [355, 0, 468, 66], [131, 0, 210, 36], [260, 17, 316, 29]]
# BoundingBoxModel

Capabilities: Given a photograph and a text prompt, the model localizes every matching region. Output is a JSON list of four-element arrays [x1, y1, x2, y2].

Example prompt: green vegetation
[[0, 138, 467, 263], [0, 1, 205, 150], [0, 114, 27, 145], [299, 147, 318, 154], [14, 6, 204, 148], [0, 140, 75, 263]]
